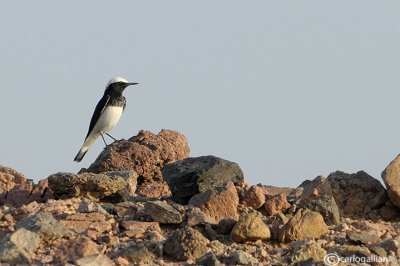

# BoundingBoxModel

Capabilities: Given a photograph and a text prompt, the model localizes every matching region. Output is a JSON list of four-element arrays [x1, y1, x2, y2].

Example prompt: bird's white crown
[[106, 77, 129, 88]]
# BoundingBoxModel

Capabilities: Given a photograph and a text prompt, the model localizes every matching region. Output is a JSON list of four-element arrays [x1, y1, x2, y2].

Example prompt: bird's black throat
[[106, 93, 126, 108], [105, 83, 128, 108]]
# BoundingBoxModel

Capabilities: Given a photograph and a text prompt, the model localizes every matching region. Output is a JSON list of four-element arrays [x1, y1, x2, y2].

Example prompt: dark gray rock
[[164, 226, 210, 261], [145, 200, 183, 224], [48, 171, 137, 203], [187, 207, 215, 227], [327, 171, 388, 218], [196, 252, 220, 266], [16, 211, 73, 241], [163, 156, 244, 204], [298, 195, 340, 225], [298, 175, 333, 198], [224, 250, 258, 265]]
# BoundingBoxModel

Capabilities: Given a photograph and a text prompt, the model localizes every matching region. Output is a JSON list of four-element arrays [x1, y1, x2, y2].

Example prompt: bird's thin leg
[[105, 133, 117, 141], [101, 133, 108, 147]]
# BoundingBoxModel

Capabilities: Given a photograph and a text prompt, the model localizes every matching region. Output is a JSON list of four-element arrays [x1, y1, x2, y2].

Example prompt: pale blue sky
[[1, 1, 399, 187]]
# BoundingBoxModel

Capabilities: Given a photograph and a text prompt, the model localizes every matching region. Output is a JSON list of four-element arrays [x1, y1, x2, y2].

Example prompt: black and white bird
[[74, 77, 138, 162]]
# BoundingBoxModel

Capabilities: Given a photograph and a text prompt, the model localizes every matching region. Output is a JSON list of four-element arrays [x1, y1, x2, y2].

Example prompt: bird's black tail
[[74, 149, 88, 162]]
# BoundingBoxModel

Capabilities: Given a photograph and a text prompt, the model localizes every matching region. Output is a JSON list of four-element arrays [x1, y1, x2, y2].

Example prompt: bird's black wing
[[85, 95, 110, 139]]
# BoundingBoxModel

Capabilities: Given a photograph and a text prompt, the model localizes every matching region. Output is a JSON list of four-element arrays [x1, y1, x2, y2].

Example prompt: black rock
[[162, 156, 244, 204]]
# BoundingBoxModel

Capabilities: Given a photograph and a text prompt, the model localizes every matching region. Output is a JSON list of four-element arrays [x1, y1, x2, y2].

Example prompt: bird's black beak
[[128, 82, 139, 86]]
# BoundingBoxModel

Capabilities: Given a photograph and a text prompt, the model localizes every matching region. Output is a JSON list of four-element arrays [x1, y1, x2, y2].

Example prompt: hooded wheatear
[[74, 77, 138, 162]]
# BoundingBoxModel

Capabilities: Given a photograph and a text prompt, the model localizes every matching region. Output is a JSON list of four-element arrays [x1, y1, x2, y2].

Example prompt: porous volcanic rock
[[189, 181, 239, 225], [382, 154, 400, 209], [164, 226, 210, 261], [48, 171, 137, 203], [0, 165, 26, 193], [327, 171, 387, 218], [163, 155, 244, 204], [80, 130, 190, 184], [0, 165, 52, 207], [278, 208, 328, 242]]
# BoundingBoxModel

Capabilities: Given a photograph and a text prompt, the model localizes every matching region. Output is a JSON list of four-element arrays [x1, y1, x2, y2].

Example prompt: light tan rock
[[54, 236, 101, 264], [278, 208, 328, 242], [231, 210, 271, 242], [382, 154, 400, 209]]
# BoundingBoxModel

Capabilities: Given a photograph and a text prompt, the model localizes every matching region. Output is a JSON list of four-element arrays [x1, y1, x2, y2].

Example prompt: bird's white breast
[[93, 106, 123, 134]]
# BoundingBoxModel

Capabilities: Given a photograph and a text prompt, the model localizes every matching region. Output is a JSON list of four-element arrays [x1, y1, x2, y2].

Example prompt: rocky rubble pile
[[1, 129, 400, 265]]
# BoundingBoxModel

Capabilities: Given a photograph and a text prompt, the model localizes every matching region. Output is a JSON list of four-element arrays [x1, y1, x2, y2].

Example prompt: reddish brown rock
[[60, 212, 115, 238], [259, 185, 296, 196], [0, 166, 52, 207], [278, 208, 328, 242], [80, 130, 190, 184], [0, 165, 26, 193], [242, 185, 266, 209], [189, 181, 239, 225], [135, 182, 171, 198], [263, 193, 291, 216], [20, 198, 82, 217]]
